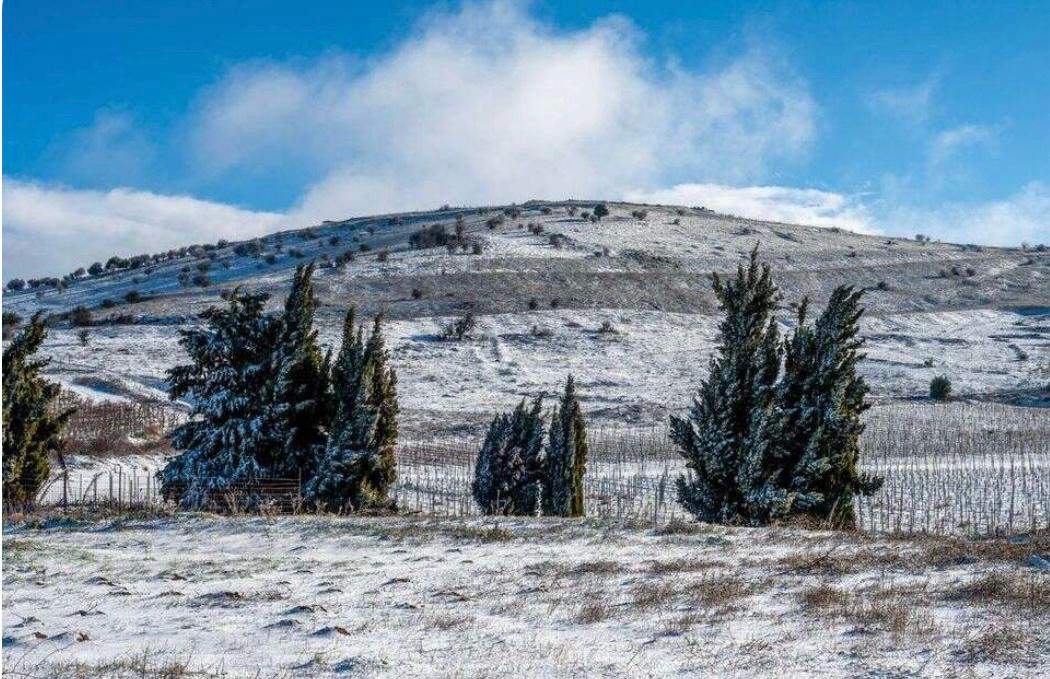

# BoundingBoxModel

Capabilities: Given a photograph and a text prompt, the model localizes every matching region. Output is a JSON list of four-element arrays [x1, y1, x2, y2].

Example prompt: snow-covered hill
[[4, 200, 1048, 431]]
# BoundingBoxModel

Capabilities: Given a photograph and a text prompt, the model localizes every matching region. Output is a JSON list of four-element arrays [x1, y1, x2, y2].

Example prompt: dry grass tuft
[[946, 571, 1050, 610], [654, 519, 713, 536], [681, 573, 755, 610], [797, 583, 850, 610], [567, 560, 623, 577], [797, 581, 937, 639], [916, 531, 1050, 568], [958, 625, 1033, 663], [573, 597, 613, 624], [649, 557, 715, 574], [449, 525, 513, 542], [630, 582, 677, 610], [424, 613, 475, 631]]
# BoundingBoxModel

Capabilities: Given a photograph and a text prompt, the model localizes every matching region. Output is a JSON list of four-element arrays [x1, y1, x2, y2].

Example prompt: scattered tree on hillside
[[441, 311, 478, 341], [473, 396, 545, 515], [543, 375, 589, 517], [592, 204, 610, 221], [3, 315, 74, 509], [930, 375, 952, 400]]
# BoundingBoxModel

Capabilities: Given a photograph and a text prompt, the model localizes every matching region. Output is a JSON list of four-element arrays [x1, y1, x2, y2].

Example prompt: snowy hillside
[[4, 200, 1048, 432]]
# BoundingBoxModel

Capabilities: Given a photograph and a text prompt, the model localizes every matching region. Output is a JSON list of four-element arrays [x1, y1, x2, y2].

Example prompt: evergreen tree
[[159, 290, 281, 508], [2, 315, 73, 509], [361, 315, 399, 506], [308, 311, 400, 510], [672, 247, 782, 524], [271, 263, 331, 479], [472, 396, 544, 515], [757, 286, 882, 527], [307, 307, 375, 511], [543, 375, 588, 517]]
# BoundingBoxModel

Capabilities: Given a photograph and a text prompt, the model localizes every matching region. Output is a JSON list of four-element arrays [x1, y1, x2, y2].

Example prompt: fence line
[[29, 401, 1050, 536]]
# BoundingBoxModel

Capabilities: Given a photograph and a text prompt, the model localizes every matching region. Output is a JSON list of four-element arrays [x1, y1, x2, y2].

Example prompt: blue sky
[[4, 0, 1049, 278]]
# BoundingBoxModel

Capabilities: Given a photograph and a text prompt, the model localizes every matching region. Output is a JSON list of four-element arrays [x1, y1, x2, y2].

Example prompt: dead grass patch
[[797, 583, 850, 610], [916, 531, 1050, 568], [945, 571, 1050, 610], [649, 557, 716, 574], [573, 597, 613, 624], [630, 582, 677, 611], [424, 613, 475, 630], [565, 559, 623, 577], [680, 573, 757, 611], [797, 581, 936, 639], [654, 519, 713, 536], [958, 625, 1033, 663], [449, 525, 513, 542]]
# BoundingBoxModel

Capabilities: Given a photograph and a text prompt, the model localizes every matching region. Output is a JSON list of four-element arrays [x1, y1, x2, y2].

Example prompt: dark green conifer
[[672, 247, 781, 524], [543, 375, 588, 517], [3, 315, 73, 509], [472, 396, 544, 515], [272, 263, 331, 478]]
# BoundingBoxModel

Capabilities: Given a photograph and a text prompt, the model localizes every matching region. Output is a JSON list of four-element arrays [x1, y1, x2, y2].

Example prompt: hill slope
[[4, 200, 1048, 432]]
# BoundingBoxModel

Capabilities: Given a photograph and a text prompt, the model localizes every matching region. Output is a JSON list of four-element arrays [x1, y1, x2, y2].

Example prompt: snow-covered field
[[4, 515, 1048, 678]]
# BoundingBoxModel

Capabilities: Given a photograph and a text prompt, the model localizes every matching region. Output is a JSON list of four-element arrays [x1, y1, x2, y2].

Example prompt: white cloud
[[927, 124, 996, 170], [886, 181, 1050, 246], [625, 183, 876, 233], [865, 77, 938, 124], [56, 110, 158, 185], [186, 0, 816, 223], [2, 179, 284, 280]]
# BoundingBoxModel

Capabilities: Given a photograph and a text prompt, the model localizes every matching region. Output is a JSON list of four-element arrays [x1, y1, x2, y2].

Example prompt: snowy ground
[[4, 515, 1048, 678]]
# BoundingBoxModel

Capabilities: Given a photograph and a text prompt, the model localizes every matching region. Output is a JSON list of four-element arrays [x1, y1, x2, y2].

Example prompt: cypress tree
[[271, 263, 331, 479], [774, 286, 882, 527], [672, 247, 782, 524], [543, 375, 588, 517], [472, 396, 544, 515], [2, 315, 73, 509], [160, 291, 281, 508], [307, 307, 375, 511], [361, 315, 399, 506]]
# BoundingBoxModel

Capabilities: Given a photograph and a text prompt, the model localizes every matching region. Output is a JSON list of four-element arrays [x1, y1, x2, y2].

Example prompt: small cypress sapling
[[361, 315, 400, 507], [308, 307, 375, 511]]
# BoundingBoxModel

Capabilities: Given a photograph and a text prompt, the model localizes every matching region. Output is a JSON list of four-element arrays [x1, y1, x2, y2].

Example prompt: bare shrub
[[440, 312, 478, 341]]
